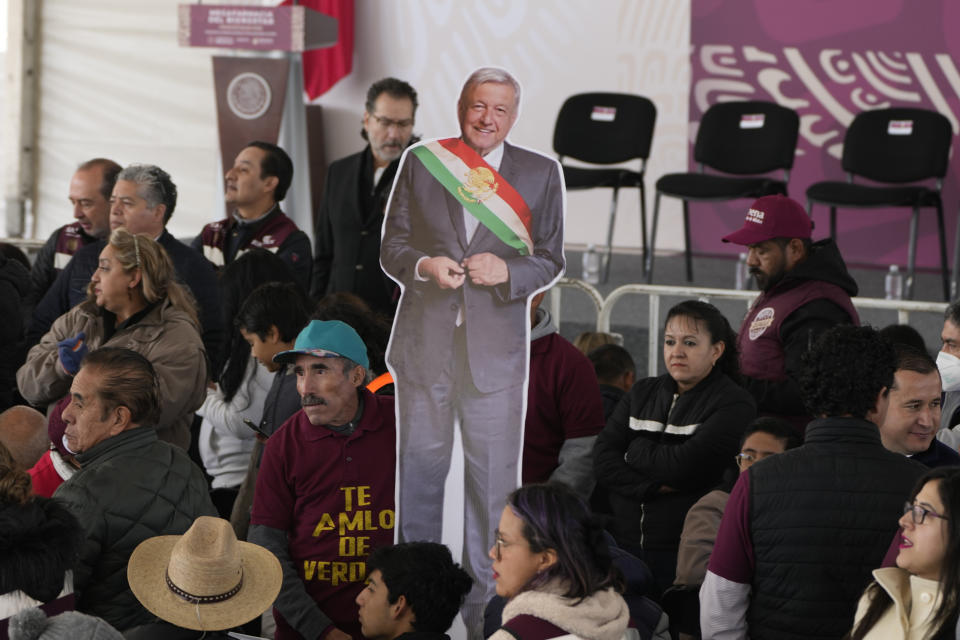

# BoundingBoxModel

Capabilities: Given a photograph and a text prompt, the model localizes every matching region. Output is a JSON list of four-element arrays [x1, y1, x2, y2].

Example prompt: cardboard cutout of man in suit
[[380, 67, 565, 634]]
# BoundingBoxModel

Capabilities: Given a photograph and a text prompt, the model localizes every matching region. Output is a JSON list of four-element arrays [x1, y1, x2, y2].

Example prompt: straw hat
[[127, 516, 282, 631]]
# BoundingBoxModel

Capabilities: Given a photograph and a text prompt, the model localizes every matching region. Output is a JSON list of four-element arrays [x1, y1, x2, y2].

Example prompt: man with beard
[[722, 195, 858, 430], [311, 78, 418, 315], [248, 320, 395, 640]]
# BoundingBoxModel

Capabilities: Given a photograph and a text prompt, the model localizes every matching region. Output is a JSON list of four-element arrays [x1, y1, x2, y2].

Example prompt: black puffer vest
[[746, 417, 924, 639]]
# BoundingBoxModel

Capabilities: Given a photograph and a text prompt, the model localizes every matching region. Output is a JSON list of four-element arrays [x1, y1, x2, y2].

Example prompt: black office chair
[[646, 101, 799, 283], [806, 107, 952, 300], [553, 93, 657, 283]]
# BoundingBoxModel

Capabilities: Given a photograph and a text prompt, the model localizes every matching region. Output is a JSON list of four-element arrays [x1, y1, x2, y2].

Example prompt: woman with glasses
[[17, 228, 206, 449], [849, 467, 960, 639], [486, 483, 642, 640], [594, 300, 756, 595]]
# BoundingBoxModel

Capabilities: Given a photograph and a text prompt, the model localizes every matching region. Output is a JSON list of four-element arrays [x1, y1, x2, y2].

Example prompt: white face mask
[[937, 350, 960, 392], [61, 434, 79, 456]]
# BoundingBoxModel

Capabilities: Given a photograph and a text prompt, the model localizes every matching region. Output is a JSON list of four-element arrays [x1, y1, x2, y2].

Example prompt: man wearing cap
[[722, 194, 859, 429], [249, 320, 396, 640]]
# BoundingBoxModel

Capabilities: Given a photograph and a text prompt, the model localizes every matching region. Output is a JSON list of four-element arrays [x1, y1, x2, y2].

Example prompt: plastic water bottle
[[885, 265, 903, 300], [582, 245, 601, 285], [734, 253, 750, 290]]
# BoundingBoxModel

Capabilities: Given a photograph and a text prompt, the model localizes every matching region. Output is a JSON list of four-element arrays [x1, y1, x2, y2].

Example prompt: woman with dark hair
[[18, 228, 206, 449], [0, 441, 82, 635], [594, 300, 756, 596], [848, 467, 960, 639], [487, 483, 637, 640], [197, 249, 303, 518]]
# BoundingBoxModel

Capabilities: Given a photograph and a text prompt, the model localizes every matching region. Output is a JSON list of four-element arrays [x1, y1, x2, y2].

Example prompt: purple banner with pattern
[[690, 0, 960, 269]]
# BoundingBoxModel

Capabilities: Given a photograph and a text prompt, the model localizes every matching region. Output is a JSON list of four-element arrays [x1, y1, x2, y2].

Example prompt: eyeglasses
[[735, 453, 756, 467], [369, 114, 414, 130], [493, 528, 524, 561], [903, 502, 949, 525]]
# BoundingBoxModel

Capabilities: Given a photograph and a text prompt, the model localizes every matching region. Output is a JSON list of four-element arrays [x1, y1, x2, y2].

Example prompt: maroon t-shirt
[[251, 390, 396, 640]]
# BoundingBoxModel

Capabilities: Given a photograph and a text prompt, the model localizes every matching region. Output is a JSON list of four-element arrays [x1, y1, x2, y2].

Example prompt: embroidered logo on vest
[[749, 307, 776, 340]]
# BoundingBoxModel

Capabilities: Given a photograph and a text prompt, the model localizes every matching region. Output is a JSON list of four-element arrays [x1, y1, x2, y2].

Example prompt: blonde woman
[[17, 228, 206, 449]]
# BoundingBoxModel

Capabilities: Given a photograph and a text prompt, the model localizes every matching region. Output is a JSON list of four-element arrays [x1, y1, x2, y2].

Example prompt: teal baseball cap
[[272, 320, 369, 369]]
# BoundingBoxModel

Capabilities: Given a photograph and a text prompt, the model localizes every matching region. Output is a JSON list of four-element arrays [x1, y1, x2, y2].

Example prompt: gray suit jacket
[[381, 140, 565, 393]]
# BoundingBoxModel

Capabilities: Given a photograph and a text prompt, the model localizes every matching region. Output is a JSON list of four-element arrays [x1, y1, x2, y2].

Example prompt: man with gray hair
[[381, 66, 565, 633], [27, 164, 223, 366]]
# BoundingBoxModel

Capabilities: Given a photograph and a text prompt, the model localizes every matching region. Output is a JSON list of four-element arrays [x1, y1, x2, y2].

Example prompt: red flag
[[279, 0, 354, 100]]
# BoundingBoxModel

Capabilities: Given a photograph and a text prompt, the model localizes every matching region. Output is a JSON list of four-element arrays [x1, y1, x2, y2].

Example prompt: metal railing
[[595, 283, 947, 377], [548, 277, 605, 331]]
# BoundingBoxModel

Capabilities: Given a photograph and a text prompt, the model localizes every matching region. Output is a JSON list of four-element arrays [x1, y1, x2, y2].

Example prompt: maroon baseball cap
[[722, 195, 812, 245]]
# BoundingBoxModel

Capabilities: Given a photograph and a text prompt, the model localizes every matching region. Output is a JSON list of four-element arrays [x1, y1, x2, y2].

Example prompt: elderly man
[[312, 78, 418, 315], [881, 345, 960, 467], [194, 141, 312, 291], [380, 66, 564, 632], [249, 320, 396, 640], [722, 194, 858, 430], [27, 158, 122, 306], [54, 347, 216, 631], [701, 326, 924, 639], [356, 542, 472, 640], [28, 164, 223, 367]]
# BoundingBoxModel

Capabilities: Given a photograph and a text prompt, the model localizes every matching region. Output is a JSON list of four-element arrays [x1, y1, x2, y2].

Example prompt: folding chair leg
[[639, 181, 648, 278], [906, 207, 920, 300], [952, 206, 960, 300], [602, 188, 620, 284], [937, 202, 950, 301], [683, 200, 693, 283], [830, 207, 837, 241], [647, 192, 662, 284]]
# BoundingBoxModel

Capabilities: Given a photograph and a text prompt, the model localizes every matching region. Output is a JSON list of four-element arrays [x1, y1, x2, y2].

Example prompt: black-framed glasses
[[370, 114, 414, 129], [904, 502, 949, 525]]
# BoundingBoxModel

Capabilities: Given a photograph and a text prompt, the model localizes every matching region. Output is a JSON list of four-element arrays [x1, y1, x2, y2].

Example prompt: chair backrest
[[694, 100, 799, 175], [842, 107, 953, 183], [552, 92, 657, 164]]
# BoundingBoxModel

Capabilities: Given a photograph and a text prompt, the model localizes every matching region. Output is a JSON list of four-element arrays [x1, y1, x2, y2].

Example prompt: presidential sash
[[411, 138, 534, 256]]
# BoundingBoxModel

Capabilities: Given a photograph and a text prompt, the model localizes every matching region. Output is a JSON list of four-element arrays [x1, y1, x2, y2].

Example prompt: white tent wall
[[30, 0, 690, 253]]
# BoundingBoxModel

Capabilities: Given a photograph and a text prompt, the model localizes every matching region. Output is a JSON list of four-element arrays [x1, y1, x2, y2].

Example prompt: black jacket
[[740, 239, 858, 421], [311, 146, 400, 315], [747, 417, 924, 639], [594, 368, 756, 551], [0, 253, 31, 410], [53, 427, 216, 631], [27, 231, 224, 370], [0, 496, 81, 602]]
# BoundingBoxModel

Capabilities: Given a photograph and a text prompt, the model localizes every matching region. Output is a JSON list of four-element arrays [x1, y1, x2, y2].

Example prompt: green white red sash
[[411, 138, 533, 256]]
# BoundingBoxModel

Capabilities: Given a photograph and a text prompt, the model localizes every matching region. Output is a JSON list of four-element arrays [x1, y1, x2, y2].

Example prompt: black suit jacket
[[311, 146, 399, 314]]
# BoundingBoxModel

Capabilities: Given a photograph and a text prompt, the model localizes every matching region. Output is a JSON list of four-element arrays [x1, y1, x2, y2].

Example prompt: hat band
[[165, 568, 243, 605]]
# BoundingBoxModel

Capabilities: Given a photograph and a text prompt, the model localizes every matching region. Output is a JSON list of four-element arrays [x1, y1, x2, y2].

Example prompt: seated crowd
[[2, 73, 960, 640]]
